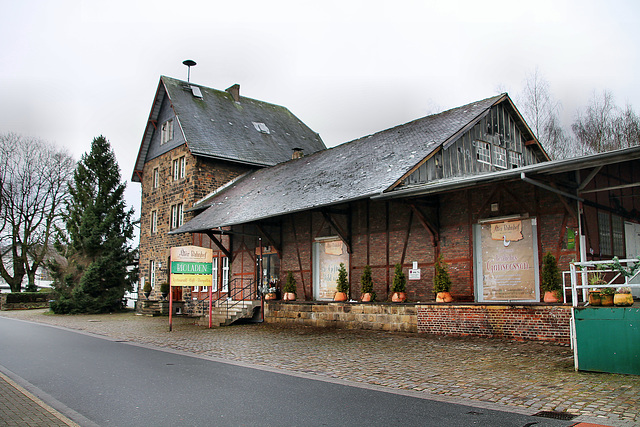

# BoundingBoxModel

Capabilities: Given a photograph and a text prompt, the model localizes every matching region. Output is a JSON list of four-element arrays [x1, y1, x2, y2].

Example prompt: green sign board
[[171, 261, 212, 275]]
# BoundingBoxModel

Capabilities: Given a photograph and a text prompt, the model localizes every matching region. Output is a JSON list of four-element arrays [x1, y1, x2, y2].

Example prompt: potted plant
[[360, 265, 376, 302], [283, 271, 297, 301], [391, 263, 406, 302], [433, 256, 454, 303], [587, 268, 605, 306], [260, 281, 277, 300], [334, 263, 349, 301], [600, 287, 615, 306], [160, 282, 170, 299], [541, 252, 562, 303], [143, 282, 152, 299], [614, 286, 634, 307]]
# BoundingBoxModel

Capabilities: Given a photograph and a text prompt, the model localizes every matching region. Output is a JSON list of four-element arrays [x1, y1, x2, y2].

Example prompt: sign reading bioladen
[[170, 246, 213, 287]]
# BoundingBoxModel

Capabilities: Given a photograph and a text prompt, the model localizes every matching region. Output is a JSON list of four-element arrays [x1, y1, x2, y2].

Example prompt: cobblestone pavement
[[1, 309, 638, 426]]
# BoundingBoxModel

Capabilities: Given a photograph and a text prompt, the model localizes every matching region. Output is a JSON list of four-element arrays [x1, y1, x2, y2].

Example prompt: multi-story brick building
[[132, 76, 326, 302]]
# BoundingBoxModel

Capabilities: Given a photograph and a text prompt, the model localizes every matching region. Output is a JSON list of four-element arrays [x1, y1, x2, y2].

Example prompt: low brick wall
[[0, 294, 51, 311], [417, 304, 572, 344], [264, 302, 418, 333]]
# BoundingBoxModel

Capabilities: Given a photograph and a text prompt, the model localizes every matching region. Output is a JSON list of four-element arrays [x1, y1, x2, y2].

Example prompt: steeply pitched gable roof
[[132, 76, 326, 182], [172, 94, 515, 234]]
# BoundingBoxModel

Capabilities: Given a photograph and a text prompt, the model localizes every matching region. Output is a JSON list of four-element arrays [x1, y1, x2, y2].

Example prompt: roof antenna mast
[[182, 59, 197, 83]]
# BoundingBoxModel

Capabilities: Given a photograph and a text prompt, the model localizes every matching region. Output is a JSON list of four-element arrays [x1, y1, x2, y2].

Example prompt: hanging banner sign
[[170, 246, 213, 287], [491, 220, 523, 242]]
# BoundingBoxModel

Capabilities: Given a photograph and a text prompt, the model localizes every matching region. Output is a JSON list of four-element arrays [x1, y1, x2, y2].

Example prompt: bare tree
[[518, 69, 577, 159], [0, 133, 75, 292], [572, 91, 640, 153]]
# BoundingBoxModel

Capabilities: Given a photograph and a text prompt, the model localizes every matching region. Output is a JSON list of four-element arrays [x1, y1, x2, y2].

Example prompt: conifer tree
[[50, 136, 136, 313]]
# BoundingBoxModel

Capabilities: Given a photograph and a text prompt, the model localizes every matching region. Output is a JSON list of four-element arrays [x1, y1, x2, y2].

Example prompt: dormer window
[[161, 119, 174, 145], [252, 122, 270, 134]]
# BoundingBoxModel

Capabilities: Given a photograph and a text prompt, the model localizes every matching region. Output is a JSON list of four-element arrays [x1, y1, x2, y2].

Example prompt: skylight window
[[190, 85, 203, 98], [252, 122, 270, 134]]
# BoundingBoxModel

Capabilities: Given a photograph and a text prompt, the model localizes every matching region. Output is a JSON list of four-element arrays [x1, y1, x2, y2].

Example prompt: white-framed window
[[173, 156, 185, 181], [161, 119, 173, 145], [170, 203, 184, 230], [212, 257, 219, 292], [150, 260, 156, 287], [509, 151, 523, 168], [151, 210, 157, 234], [153, 167, 159, 188], [476, 141, 491, 164], [222, 257, 229, 292], [493, 145, 507, 169]]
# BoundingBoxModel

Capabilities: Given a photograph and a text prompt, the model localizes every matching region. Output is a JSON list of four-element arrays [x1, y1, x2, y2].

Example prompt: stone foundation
[[264, 302, 418, 333]]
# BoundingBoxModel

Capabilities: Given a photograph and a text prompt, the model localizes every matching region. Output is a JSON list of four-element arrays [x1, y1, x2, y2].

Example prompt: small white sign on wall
[[409, 269, 421, 280]]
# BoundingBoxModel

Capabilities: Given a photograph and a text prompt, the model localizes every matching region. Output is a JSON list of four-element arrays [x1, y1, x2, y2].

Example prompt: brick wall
[[417, 304, 571, 344]]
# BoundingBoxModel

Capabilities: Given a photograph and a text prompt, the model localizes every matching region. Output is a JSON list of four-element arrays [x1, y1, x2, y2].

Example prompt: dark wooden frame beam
[[205, 230, 231, 259], [321, 209, 352, 253]]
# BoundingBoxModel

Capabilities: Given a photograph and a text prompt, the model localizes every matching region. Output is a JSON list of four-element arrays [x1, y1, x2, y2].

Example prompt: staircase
[[195, 300, 261, 327]]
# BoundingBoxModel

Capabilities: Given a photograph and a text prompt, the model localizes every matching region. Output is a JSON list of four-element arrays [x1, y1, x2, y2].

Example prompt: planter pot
[[264, 293, 276, 301], [144, 292, 151, 299], [334, 292, 348, 302], [361, 293, 372, 302], [601, 294, 614, 306], [436, 291, 454, 303], [543, 291, 561, 303], [588, 291, 601, 306], [391, 292, 406, 303], [283, 292, 296, 302], [614, 293, 633, 307]]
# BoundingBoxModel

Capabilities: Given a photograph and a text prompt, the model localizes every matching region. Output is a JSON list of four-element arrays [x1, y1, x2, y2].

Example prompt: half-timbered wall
[[405, 103, 542, 185]]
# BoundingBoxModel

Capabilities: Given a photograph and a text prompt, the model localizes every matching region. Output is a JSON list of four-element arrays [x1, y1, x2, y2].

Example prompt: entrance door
[[624, 221, 640, 298]]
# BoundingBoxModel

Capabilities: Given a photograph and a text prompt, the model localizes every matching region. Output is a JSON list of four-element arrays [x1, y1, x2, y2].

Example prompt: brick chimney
[[225, 84, 240, 102], [292, 148, 304, 159]]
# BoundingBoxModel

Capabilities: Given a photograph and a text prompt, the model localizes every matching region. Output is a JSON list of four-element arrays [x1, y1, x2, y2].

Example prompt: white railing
[[568, 258, 640, 307]]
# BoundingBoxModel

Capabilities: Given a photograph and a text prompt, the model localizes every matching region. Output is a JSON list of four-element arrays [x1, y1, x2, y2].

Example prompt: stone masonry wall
[[417, 304, 572, 344], [264, 302, 418, 333]]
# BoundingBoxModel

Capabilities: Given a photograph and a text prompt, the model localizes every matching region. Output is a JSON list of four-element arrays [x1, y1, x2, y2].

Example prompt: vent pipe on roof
[[182, 59, 196, 82], [226, 84, 240, 102]]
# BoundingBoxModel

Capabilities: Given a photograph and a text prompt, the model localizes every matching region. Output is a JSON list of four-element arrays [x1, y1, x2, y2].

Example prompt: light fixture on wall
[[491, 203, 499, 212]]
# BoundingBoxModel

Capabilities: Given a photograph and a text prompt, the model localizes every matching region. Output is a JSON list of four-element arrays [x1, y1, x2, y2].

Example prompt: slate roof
[[171, 94, 507, 234], [132, 76, 326, 181]]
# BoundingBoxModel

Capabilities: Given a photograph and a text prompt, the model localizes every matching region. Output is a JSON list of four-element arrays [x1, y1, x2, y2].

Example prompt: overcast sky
[[1, 0, 639, 224]]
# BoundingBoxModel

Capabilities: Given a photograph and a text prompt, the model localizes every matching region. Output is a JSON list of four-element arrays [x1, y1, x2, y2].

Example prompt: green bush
[[433, 256, 452, 293], [391, 264, 406, 293], [336, 263, 349, 293], [541, 252, 561, 293], [160, 282, 170, 296], [360, 265, 376, 301], [283, 271, 297, 293]]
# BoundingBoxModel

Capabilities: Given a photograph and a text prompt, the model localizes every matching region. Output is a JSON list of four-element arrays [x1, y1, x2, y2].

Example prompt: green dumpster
[[573, 306, 639, 375]]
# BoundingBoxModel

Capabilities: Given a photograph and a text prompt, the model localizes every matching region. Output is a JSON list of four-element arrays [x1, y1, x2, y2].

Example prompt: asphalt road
[[0, 316, 574, 426]]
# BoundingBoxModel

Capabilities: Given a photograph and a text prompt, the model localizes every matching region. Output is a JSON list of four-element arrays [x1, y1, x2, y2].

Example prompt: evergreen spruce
[[433, 256, 452, 293], [541, 252, 561, 295], [360, 265, 376, 300], [283, 271, 297, 294], [50, 136, 136, 313], [391, 263, 406, 293], [336, 263, 349, 293]]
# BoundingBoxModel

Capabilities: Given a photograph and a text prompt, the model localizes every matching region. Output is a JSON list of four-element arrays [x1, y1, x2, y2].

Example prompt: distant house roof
[[172, 93, 535, 234], [132, 76, 326, 182]]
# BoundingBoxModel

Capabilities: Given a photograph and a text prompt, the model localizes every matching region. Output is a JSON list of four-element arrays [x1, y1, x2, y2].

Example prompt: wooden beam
[[256, 223, 281, 258], [205, 231, 231, 259], [524, 139, 537, 146], [409, 203, 439, 246], [321, 210, 352, 254]]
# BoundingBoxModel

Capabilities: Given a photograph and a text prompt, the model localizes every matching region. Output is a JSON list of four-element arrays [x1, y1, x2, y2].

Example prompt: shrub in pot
[[360, 265, 376, 302], [541, 252, 562, 303], [160, 282, 170, 299], [143, 282, 152, 299], [334, 263, 349, 301], [283, 271, 297, 301], [391, 263, 406, 302], [433, 256, 453, 302]]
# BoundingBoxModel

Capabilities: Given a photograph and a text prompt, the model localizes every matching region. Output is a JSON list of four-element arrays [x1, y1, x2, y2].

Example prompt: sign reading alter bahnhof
[[170, 246, 213, 287]]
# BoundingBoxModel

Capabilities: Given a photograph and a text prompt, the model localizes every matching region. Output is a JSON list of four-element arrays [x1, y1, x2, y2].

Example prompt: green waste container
[[573, 306, 639, 375]]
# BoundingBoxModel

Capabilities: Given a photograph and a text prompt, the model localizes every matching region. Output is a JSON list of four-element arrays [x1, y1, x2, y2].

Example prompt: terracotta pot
[[588, 291, 601, 306], [264, 293, 276, 301], [543, 291, 561, 303], [614, 293, 633, 307], [283, 292, 296, 302], [361, 293, 372, 302], [391, 292, 406, 302], [601, 294, 614, 306], [334, 292, 348, 302], [436, 291, 454, 303]]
